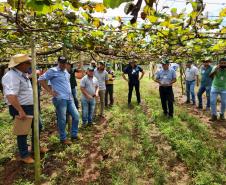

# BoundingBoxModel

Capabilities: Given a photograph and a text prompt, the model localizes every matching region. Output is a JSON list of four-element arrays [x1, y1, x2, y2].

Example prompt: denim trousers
[[9, 105, 42, 158], [197, 85, 211, 108], [52, 98, 79, 141], [210, 87, 226, 116], [81, 97, 96, 125], [186, 80, 196, 103]]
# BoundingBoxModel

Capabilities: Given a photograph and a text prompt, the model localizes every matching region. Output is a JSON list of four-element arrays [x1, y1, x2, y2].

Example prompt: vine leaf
[[103, 0, 132, 9]]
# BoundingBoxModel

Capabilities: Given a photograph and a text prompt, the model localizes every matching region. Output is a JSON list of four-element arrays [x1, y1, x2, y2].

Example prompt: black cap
[[187, 60, 193, 64], [58, 56, 68, 63]]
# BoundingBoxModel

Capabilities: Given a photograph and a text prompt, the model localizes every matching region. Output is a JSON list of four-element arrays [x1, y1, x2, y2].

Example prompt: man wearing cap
[[197, 58, 213, 110], [209, 58, 226, 121], [185, 61, 199, 105], [154, 59, 177, 117], [122, 60, 145, 106], [91, 60, 97, 70], [94, 61, 108, 118], [105, 63, 115, 107], [39, 56, 80, 145], [2, 54, 47, 164], [80, 66, 99, 126]]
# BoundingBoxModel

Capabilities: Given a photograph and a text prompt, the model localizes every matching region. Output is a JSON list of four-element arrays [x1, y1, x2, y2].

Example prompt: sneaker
[[185, 100, 190, 104], [197, 106, 203, 110], [20, 156, 34, 164], [209, 115, 218, 122], [61, 140, 72, 145], [220, 114, 225, 121]]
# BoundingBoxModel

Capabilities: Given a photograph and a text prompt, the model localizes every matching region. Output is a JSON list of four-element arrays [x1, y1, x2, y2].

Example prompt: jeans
[[128, 81, 141, 104], [186, 80, 196, 103], [197, 85, 211, 108], [52, 98, 79, 141], [9, 105, 42, 158], [71, 87, 79, 109], [81, 97, 96, 124], [159, 86, 174, 116], [210, 87, 226, 116], [105, 84, 114, 106]]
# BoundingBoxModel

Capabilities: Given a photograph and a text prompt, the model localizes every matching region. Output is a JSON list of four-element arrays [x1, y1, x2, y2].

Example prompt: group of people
[[154, 58, 226, 121], [1, 53, 225, 164], [1, 54, 117, 164]]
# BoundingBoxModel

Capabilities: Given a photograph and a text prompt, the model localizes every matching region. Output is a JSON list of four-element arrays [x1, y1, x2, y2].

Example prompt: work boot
[[209, 115, 218, 122], [20, 156, 34, 164], [220, 114, 225, 121], [61, 139, 72, 145]]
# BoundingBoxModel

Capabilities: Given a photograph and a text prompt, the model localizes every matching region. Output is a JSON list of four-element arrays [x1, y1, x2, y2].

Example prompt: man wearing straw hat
[[2, 54, 47, 164]]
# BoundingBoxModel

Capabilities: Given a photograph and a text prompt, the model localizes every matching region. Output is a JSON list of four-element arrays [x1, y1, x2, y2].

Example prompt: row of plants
[[97, 84, 168, 184]]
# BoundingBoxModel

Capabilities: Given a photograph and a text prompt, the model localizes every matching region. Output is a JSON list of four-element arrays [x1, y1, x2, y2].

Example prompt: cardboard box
[[13, 115, 33, 135]]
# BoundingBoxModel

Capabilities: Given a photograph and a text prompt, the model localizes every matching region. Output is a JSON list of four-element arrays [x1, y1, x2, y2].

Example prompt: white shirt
[[94, 69, 108, 90], [2, 68, 33, 105], [185, 65, 199, 81]]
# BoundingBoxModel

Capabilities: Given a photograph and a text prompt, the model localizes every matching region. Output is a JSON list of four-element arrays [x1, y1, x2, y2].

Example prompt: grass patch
[[141, 78, 226, 185]]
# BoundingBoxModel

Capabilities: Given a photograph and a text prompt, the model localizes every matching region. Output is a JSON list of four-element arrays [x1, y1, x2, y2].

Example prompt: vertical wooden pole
[[31, 36, 41, 184], [179, 63, 184, 95]]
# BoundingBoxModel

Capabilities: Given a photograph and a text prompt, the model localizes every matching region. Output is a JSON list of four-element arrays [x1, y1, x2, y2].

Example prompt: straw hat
[[8, 54, 32, 68]]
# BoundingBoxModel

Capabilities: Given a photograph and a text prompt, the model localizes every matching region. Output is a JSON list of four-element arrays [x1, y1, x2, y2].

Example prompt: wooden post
[[31, 37, 41, 184], [179, 63, 184, 95]]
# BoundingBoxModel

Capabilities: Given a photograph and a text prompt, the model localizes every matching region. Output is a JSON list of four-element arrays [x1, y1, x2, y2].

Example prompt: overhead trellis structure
[[0, 0, 226, 66]]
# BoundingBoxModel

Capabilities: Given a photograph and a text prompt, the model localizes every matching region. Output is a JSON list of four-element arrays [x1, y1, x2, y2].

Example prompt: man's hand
[[86, 94, 93, 100], [50, 90, 58, 97], [18, 110, 27, 120]]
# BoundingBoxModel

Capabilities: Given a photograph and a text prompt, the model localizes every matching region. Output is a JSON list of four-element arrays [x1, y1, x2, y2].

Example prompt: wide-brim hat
[[8, 54, 32, 68]]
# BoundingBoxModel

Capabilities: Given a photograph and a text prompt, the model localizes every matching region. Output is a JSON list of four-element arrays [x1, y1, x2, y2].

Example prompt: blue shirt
[[200, 65, 212, 87], [38, 66, 72, 100], [123, 65, 143, 83], [156, 69, 176, 86]]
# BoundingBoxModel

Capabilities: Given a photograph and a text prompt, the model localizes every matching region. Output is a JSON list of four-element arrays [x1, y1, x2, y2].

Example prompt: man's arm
[[95, 86, 99, 97], [39, 80, 57, 97], [170, 78, 177, 85], [6, 95, 26, 119], [139, 71, 145, 80], [153, 72, 161, 84], [209, 65, 219, 78], [80, 87, 93, 99], [122, 73, 128, 82]]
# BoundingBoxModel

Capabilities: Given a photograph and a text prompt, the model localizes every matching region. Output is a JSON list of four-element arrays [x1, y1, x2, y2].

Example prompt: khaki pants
[[94, 90, 105, 117]]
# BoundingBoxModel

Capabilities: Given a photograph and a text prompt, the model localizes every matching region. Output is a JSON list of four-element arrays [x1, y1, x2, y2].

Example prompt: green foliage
[[103, 0, 133, 9]]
